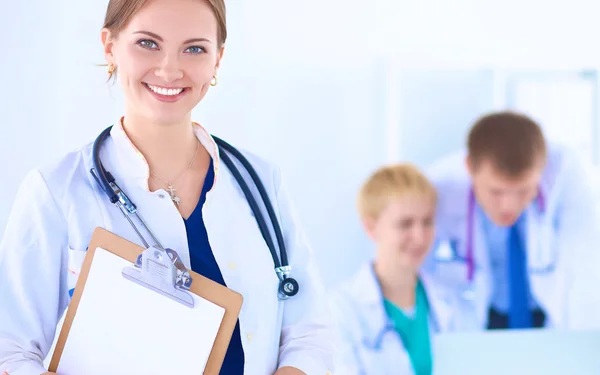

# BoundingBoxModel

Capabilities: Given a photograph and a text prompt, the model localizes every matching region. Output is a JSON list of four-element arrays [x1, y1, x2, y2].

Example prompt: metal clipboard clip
[[122, 246, 195, 308]]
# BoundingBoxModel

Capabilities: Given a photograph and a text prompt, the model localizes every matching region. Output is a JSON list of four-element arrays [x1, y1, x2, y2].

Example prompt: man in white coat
[[424, 111, 600, 330]]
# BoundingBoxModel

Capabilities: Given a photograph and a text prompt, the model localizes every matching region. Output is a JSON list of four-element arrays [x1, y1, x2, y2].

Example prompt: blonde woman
[[331, 164, 473, 375]]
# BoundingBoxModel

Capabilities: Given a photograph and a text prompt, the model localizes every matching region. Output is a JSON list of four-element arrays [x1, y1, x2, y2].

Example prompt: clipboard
[[48, 227, 243, 374]]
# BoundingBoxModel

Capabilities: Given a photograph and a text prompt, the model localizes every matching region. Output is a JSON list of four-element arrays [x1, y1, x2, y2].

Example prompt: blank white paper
[[56, 247, 226, 375]]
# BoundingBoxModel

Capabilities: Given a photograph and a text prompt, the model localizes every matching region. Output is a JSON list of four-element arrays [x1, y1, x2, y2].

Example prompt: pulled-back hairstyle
[[103, 0, 226, 45]]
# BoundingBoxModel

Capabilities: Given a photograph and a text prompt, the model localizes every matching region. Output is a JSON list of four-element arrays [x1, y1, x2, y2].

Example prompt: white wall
[[0, 2, 61, 232], [2, 0, 600, 288], [377, 0, 600, 67]]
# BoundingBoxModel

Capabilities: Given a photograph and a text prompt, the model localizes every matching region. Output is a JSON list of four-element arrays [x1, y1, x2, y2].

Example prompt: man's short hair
[[467, 111, 547, 176]]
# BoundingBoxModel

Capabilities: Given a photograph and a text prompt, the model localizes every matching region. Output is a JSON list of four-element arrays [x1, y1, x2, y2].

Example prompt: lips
[[145, 83, 185, 96], [403, 248, 426, 257], [143, 83, 189, 102]]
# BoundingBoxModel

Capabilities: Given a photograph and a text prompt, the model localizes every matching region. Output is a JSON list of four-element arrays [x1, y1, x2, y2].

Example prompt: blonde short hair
[[357, 163, 437, 219]]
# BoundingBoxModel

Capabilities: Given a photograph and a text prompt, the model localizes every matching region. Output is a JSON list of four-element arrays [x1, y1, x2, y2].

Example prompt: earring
[[107, 63, 115, 76], [210, 73, 218, 87]]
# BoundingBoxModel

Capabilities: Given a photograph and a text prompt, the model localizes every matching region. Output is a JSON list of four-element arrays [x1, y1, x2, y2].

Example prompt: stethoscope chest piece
[[275, 265, 298, 299], [279, 277, 299, 299]]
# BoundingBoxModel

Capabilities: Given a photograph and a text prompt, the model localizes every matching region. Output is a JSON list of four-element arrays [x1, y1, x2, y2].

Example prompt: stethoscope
[[438, 187, 552, 300], [89, 125, 299, 300]]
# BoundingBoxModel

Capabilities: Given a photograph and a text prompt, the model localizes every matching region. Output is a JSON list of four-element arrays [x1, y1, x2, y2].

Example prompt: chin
[[144, 106, 192, 126], [494, 215, 518, 227], [412, 258, 426, 269], [399, 256, 425, 271]]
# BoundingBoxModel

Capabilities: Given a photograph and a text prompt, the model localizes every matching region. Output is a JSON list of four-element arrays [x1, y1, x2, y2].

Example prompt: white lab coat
[[330, 262, 478, 375], [423, 144, 600, 330], [0, 118, 335, 375]]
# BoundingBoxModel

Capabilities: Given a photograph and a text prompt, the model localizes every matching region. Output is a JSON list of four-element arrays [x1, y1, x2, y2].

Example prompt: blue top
[[478, 207, 538, 312], [184, 158, 245, 374]]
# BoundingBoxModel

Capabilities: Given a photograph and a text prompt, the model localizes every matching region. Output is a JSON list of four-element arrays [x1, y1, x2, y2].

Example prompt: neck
[[374, 257, 418, 309], [121, 112, 204, 182]]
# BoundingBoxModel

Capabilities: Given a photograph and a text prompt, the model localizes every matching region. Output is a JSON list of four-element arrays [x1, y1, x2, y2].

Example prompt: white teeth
[[147, 84, 184, 96]]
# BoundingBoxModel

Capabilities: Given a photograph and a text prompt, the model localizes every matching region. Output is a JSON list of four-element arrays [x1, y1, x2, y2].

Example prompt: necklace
[[150, 140, 200, 206]]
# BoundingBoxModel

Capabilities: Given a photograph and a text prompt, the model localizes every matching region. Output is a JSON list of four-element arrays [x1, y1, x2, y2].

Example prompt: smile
[[143, 83, 188, 102]]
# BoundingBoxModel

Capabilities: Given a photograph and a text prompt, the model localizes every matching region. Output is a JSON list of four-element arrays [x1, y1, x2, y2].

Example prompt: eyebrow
[[133, 30, 212, 44]]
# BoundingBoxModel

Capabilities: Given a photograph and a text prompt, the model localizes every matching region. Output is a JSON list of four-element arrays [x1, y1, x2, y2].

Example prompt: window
[[505, 70, 599, 164]]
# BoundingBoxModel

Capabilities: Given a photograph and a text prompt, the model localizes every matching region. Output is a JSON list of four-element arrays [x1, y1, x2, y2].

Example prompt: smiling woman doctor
[[0, 0, 334, 374]]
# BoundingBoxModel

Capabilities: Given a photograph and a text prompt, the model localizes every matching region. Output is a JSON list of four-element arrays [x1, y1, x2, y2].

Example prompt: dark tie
[[507, 222, 532, 328]]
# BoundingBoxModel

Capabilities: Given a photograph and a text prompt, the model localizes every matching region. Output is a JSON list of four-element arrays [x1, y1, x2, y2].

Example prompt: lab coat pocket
[[67, 246, 88, 299]]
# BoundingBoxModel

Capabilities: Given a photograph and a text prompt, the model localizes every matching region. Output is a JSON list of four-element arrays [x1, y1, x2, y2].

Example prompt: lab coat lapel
[[525, 201, 565, 328], [354, 263, 392, 343], [524, 196, 556, 273], [420, 271, 453, 332], [351, 264, 418, 373], [470, 204, 493, 328], [108, 117, 152, 190]]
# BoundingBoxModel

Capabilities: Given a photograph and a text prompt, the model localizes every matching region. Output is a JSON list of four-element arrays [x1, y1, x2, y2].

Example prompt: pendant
[[166, 183, 181, 206]]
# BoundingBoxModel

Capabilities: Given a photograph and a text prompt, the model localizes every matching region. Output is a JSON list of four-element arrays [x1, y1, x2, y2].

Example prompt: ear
[[101, 28, 116, 65], [361, 216, 378, 242], [465, 155, 474, 177], [214, 45, 225, 72]]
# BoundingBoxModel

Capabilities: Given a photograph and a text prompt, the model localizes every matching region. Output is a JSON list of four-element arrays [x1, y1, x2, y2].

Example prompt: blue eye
[[137, 39, 158, 49], [185, 46, 205, 54]]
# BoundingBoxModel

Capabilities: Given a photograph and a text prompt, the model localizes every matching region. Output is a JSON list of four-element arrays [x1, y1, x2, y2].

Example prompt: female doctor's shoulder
[[231, 147, 338, 373], [0, 143, 100, 374], [5, 142, 99, 248]]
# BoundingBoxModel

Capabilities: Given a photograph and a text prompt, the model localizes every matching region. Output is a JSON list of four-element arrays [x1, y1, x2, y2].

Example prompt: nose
[[499, 194, 521, 214], [154, 53, 184, 82], [410, 225, 427, 247]]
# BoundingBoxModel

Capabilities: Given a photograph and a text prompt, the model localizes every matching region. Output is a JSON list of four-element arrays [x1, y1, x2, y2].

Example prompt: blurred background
[[2, 0, 600, 289]]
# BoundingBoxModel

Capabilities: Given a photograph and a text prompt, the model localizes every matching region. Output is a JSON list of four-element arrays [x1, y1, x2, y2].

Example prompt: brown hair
[[102, 0, 227, 79], [357, 163, 437, 220], [467, 111, 547, 177], [104, 0, 226, 44]]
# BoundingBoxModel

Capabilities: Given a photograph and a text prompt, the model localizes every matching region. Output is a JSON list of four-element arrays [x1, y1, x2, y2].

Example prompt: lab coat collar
[[351, 262, 453, 348], [419, 270, 453, 332], [109, 116, 221, 191]]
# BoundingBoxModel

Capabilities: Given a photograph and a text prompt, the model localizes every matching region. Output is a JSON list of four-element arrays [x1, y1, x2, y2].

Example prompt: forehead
[[124, 0, 218, 40], [381, 195, 435, 217], [477, 161, 542, 187]]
